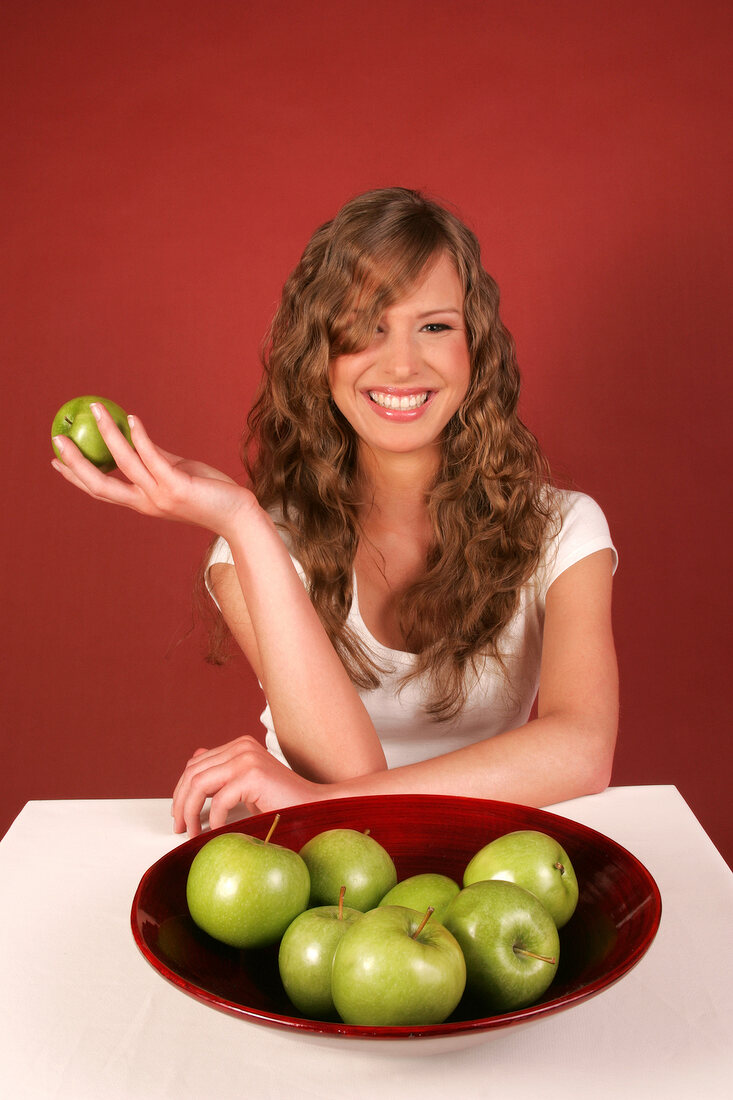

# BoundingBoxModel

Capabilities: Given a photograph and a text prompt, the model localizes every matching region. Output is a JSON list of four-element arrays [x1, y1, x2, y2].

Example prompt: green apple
[[52, 395, 132, 471], [331, 905, 466, 1026], [378, 873, 460, 924], [299, 828, 397, 912], [463, 829, 579, 928], [278, 887, 363, 1018], [186, 828, 310, 949], [443, 880, 560, 1013]]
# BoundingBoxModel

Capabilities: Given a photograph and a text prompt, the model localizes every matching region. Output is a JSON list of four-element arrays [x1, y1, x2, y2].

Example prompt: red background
[[3, 1, 732, 866]]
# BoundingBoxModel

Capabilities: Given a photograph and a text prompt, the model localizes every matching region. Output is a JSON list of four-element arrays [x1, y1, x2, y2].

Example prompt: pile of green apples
[[185, 816, 579, 1028]]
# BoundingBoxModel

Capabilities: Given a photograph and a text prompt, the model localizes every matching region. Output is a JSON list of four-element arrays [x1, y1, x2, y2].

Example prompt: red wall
[[4, 0, 732, 866]]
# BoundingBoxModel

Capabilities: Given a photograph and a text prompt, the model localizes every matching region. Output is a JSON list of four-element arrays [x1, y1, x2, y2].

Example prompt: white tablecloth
[[1, 786, 731, 1099]]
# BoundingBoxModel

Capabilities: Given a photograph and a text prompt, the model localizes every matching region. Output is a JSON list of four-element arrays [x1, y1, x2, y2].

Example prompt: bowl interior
[[131, 794, 661, 1040]]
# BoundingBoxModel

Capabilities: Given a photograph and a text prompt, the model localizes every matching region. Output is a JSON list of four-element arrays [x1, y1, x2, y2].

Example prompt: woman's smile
[[365, 388, 435, 416]]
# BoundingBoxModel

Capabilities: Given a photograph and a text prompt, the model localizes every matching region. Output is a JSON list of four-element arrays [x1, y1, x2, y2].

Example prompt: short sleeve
[[203, 524, 308, 610], [203, 537, 234, 610], [207, 535, 234, 573], [543, 492, 618, 591]]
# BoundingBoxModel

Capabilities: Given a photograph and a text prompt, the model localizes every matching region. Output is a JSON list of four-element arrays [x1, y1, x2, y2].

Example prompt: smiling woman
[[52, 187, 618, 835]]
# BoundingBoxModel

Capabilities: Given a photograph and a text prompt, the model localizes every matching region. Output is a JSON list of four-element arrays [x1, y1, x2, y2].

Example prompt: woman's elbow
[[318, 742, 388, 783], [580, 721, 617, 796]]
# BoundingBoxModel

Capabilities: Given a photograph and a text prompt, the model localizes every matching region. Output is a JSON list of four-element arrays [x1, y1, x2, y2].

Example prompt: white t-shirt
[[206, 490, 617, 770]]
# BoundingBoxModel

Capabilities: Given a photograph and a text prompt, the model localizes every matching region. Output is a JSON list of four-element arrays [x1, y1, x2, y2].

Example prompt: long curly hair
[[213, 187, 556, 720]]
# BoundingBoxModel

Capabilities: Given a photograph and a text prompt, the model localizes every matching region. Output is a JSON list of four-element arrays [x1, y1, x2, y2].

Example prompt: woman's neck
[[356, 445, 437, 531]]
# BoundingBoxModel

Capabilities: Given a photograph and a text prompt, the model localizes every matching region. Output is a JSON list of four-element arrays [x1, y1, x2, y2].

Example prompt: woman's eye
[[422, 322, 451, 332]]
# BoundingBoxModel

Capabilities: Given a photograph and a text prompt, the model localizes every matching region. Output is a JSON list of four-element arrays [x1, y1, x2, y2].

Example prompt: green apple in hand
[[278, 887, 362, 1018], [463, 829, 578, 928], [299, 828, 397, 912], [331, 905, 466, 1026], [379, 873, 460, 924], [52, 395, 132, 471], [443, 880, 560, 1013], [186, 822, 310, 949]]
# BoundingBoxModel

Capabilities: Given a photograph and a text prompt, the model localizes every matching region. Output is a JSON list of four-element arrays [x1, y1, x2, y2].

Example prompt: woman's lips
[[364, 389, 435, 418]]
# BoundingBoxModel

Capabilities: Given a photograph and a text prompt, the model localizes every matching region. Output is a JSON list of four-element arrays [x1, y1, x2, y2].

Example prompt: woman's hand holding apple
[[171, 735, 325, 837], [52, 399, 384, 830], [52, 400, 257, 541]]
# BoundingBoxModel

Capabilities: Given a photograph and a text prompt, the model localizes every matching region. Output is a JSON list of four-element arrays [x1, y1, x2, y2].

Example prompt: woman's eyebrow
[[416, 307, 463, 319]]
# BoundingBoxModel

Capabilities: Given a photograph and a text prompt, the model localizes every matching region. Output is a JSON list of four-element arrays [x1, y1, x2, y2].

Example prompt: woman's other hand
[[51, 401, 254, 539], [171, 736, 322, 836]]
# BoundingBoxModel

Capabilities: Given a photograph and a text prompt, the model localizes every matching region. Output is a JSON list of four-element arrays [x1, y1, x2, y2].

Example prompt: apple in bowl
[[299, 827, 397, 911], [278, 888, 362, 1018], [331, 905, 466, 1027], [463, 829, 579, 928], [443, 880, 560, 1013], [186, 825, 310, 949]]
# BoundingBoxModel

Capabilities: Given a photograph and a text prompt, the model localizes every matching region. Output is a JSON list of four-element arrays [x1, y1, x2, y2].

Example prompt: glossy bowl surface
[[131, 794, 661, 1042]]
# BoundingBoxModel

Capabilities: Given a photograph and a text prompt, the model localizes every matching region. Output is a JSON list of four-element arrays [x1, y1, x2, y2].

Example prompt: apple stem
[[338, 885, 346, 920], [513, 945, 557, 965], [64, 416, 73, 426], [554, 861, 566, 875], [363, 828, 371, 836], [412, 906, 435, 939], [264, 813, 281, 844]]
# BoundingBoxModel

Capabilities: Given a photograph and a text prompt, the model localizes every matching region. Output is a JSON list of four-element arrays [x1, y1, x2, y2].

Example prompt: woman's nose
[[379, 330, 420, 378]]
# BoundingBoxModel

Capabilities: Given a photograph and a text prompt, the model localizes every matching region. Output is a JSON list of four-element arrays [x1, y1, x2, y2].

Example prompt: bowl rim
[[131, 793, 662, 1041]]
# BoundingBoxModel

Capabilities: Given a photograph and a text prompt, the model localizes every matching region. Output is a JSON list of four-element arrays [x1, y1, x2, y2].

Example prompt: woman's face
[[328, 253, 471, 469]]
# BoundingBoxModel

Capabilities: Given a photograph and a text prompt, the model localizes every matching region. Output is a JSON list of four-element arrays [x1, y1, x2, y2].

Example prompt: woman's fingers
[[123, 412, 182, 485], [51, 452, 104, 497], [171, 746, 211, 820], [53, 404, 253, 534], [171, 739, 250, 834], [52, 435, 144, 506], [170, 737, 300, 836], [180, 761, 233, 837], [88, 404, 160, 494], [51, 403, 160, 503], [53, 406, 199, 520], [208, 783, 258, 832], [178, 755, 250, 836]]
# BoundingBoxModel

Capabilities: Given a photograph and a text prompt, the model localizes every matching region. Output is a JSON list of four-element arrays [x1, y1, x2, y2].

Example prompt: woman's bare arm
[[204, 519, 386, 783], [329, 547, 618, 805], [52, 406, 387, 801]]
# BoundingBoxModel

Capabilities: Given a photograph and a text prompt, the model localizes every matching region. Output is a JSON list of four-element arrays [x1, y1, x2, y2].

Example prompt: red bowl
[[131, 794, 661, 1043]]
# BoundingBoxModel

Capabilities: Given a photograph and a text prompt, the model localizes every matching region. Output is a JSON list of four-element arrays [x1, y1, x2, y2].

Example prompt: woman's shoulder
[[549, 486, 611, 525], [540, 487, 618, 589]]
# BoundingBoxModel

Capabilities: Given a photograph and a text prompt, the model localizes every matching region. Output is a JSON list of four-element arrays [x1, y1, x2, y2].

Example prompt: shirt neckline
[[350, 570, 417, 665]]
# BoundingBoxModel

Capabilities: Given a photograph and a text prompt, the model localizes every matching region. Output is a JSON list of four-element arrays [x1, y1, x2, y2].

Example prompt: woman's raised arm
[[53, 404, 387, 821]]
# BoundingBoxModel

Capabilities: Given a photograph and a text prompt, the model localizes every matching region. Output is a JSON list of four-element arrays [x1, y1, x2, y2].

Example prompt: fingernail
[[127, 414, 136, 429], [52, 435, 65, 451], [90, 402, 102, 421]]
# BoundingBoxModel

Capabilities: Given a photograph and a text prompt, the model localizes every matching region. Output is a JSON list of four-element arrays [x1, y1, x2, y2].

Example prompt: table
[[1, 787, 731, 1099]]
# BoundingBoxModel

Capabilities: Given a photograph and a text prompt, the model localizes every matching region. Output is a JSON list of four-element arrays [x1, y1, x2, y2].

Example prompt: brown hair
[[214, 187, 556, 719]]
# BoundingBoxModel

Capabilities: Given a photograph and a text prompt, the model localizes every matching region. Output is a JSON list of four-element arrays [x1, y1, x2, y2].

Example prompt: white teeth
[[368, 391, 429, 410]]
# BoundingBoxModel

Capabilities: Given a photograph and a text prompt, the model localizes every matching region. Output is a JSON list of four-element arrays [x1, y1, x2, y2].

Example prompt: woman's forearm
[[222, 505, 387, 782], [311, 708, 616, 808]]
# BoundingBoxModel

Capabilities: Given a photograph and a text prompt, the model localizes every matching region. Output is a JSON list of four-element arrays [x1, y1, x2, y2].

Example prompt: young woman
[[52, 187, 618, 836]]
